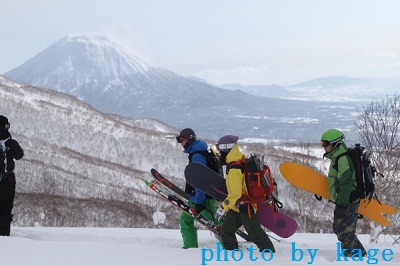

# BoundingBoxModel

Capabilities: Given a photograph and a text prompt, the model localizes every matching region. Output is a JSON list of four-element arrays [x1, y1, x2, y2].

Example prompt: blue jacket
[[184, 139, 208, 204]]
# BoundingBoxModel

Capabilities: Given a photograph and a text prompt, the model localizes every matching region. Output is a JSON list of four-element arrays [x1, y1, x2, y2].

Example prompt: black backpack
[[186, 147, 223, 198], [336, 144, 383, 202], [190, 147, 223, 176]]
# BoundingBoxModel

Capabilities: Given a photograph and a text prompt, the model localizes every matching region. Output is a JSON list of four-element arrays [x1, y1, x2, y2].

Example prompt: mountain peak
[[5, 35, 157, 93], [65, 35, 113, 45], [62, 35, 148, 67]]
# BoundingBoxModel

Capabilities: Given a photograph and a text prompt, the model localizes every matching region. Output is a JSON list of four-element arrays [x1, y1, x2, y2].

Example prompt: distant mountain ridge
[[222, 75, 400, 102], [4, 35, 386, 142], [220, 83, 290, 98]]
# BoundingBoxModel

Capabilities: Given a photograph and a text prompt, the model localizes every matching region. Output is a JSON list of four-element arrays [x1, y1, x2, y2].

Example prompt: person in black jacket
[[0, 115, 24, 236]]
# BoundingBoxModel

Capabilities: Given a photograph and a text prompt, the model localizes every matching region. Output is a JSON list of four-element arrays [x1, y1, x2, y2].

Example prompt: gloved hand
[[214, 207, 226, 221], [335, 204, 347, 218], [190, 203, 206, 216]]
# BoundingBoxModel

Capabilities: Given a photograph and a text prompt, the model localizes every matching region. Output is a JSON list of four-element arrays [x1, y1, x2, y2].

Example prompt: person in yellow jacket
[[216, 135, 275, 252]]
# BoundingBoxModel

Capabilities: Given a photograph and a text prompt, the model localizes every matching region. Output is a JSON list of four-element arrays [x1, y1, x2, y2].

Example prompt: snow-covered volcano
[[5, 35, 193, 108]]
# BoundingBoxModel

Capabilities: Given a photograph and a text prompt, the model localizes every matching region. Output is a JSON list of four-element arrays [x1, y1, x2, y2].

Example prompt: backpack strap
[[188, 151, 199, 163], [226, 155, 246, 174], [333, 151, 348, 170], [226, 159, 256, 214], [226, 161, 244, 175], [188, 150, 209, 164], [334, 150, 361, 202]]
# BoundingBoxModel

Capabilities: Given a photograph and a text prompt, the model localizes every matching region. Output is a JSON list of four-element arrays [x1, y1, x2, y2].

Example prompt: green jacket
[[324, 143, 357, 205]]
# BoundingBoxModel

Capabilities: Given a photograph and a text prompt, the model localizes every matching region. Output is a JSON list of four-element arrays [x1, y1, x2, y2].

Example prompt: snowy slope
[[1, 227, 398, 266], [0, 75, 191, 227]]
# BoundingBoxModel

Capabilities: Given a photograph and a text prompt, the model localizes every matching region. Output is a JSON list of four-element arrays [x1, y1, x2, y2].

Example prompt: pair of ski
[[145, 171, 252, 241], [149, 165, 297, 239], [144, 178, 223, 237]]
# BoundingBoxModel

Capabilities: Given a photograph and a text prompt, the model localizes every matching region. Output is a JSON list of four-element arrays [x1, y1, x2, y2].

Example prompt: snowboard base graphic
[[279, 162, 397, 226]]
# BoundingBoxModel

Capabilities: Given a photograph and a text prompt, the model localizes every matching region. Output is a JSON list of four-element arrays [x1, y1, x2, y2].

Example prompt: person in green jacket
[[321, 129, 366, 257]]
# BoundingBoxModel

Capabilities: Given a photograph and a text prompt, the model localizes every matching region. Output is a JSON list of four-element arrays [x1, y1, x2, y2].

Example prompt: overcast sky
[[1, 0, 400, 86]]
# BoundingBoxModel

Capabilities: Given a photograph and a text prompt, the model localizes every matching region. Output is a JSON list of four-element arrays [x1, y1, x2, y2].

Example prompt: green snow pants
[[221, 210, 275, 252], [179, 199, 217, 249]]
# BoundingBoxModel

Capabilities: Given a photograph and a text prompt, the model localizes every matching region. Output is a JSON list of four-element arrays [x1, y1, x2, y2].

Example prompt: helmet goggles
[[321, 140, 330, 147], [216, 143, 236, 152], [321, 137, 343, 148], [176, 135, 191, 143]]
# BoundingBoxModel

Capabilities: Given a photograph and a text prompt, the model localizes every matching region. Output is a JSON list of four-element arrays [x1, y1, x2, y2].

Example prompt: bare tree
[[356, 93, 400, 243]]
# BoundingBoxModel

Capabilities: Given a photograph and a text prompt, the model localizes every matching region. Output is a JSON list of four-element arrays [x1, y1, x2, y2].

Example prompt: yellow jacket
[[221, 144, 257, 213]]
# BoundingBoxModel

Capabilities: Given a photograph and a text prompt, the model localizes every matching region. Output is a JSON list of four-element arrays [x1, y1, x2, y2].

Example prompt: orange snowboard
[[280, 162, 397, 226]]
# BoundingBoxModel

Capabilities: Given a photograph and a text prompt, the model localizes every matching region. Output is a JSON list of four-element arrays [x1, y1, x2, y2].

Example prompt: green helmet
[[321, 129, 344, 146]]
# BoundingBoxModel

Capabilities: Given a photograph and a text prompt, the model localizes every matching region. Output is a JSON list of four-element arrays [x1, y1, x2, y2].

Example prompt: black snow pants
[[0, 173, 16, 236], [221, 209, 275, 252]]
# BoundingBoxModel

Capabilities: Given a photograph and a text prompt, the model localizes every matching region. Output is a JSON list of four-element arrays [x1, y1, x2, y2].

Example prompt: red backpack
[[228, 154, 281, 209]]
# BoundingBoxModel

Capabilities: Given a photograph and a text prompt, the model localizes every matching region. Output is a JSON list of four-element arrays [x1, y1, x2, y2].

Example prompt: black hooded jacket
[[0, 129, 24, 171]]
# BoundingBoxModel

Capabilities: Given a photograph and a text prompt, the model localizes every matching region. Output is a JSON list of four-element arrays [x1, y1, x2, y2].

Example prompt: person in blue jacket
[[176, 128, 217, 248]]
